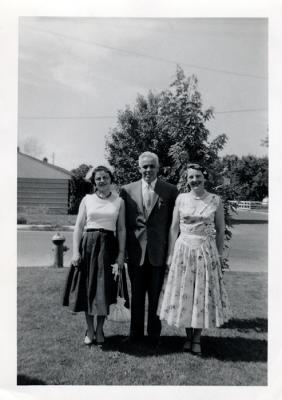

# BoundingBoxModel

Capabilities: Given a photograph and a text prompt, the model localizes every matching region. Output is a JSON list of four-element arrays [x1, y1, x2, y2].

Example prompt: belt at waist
[[178, 232, 212, 249], [86, 228, 114, 234]]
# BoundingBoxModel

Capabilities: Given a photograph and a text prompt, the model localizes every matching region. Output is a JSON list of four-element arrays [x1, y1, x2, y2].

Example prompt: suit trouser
[[128, 253, 166, 339]]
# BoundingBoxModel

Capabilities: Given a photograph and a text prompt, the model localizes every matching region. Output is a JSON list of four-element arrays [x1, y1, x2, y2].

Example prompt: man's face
[[139, 156, 159, 183]]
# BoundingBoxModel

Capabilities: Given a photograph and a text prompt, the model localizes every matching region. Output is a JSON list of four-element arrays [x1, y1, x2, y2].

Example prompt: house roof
[[18, 151, 73, 179]]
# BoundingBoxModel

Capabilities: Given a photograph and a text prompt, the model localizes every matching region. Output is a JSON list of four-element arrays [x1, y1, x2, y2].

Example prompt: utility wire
[[19, 116, 117, 120], [23, 24, 267, 80], [19, 108, 267, 120], [215, 108, 267, 114]]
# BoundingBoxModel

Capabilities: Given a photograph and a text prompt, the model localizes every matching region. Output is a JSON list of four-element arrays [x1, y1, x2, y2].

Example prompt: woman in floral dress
[[158, 164, 231, 355]]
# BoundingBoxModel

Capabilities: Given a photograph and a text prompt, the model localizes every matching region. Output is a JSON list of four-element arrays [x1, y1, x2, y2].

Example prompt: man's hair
[[138, 151, 159, 167]]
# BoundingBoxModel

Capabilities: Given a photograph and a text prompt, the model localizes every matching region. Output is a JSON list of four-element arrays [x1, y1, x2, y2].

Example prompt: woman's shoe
[[96, 331, 105, 346], [191, 341, 202, 355], [84, 330, 95, 345], [183, 339, 192, 352]]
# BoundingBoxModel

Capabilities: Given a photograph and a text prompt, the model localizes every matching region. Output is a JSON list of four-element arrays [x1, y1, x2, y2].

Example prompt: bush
[[17, 216, 27, 224], [68, 164, 93, 214]]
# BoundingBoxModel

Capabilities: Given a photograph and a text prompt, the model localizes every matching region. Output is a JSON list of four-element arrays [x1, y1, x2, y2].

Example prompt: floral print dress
[[158, 192, 231, 329]]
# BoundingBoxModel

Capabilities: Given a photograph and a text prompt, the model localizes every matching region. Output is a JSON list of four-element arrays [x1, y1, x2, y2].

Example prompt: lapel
[[132, 180, 144, 214]]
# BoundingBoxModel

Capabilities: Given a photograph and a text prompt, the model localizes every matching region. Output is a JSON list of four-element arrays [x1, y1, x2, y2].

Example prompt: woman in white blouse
[[63, 166, 127, 346]]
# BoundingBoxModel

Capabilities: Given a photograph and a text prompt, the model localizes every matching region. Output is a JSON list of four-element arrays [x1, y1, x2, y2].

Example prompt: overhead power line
[[23, 24, 267, 80], [19, 108, 267, 120], [19, 116, 116, 120], [215, 108, 267, 114]]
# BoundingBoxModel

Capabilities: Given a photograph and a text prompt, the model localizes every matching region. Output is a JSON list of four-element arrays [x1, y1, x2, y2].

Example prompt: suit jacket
[[120, 179, 178, 267]]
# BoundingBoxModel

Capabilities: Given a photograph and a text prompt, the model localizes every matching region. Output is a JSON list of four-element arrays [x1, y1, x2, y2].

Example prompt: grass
[[17, 211, 77, 226], [17, 208, 267, 227], [17, 267, 267, 385]]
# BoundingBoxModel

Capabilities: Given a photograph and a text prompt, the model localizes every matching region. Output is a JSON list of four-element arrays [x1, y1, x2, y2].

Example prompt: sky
[[18, 17, 268, 171]]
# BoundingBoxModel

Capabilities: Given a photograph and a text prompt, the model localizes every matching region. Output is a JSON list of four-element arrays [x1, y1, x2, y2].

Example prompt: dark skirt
[[62, 229, 129, 315]]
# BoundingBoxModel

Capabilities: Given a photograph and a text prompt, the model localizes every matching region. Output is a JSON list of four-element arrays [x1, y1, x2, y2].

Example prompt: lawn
[[17, 210, 77, 227], [17, 267, 267, 385]]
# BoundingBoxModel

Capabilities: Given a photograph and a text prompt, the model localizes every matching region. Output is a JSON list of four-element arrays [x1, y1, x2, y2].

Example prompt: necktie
[[143, 183, 153, 212]]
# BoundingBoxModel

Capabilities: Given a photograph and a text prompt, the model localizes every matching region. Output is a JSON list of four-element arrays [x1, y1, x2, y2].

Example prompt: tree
[[106, 66, 227, 186], [68, 164, 93, 214], [213, 155, 268, 201], [105, 91, 166, 184], [234, 156, 268, 201], [21, 136, 45, 158], [106, 66, 234, 268]]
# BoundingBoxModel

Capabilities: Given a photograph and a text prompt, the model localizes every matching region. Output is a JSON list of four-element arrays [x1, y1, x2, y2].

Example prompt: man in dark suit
[[120, 152, 178, 346]]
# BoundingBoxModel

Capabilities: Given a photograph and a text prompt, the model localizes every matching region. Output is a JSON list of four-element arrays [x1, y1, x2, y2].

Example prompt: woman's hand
[[166, 254, 173, 267], [71, 252, 81, 267], [164, 255, 172, 279], [115, 252, 125, 273], [218, 255, 226, 272]]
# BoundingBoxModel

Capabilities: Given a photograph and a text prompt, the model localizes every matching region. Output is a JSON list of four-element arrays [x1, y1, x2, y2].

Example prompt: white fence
[[228, 200, 267, 210]]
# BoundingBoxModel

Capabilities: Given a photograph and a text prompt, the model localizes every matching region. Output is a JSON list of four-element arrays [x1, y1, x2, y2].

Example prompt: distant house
[[17, 150, 73, 214]]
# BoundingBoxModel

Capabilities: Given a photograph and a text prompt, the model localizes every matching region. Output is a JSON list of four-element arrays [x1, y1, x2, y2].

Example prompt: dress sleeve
[[80, 195, 87, 212], [212, 194, 222, 211], [175, 193, 183, 208], [74, 195, 87, 229], [116, 196, 123, 213]]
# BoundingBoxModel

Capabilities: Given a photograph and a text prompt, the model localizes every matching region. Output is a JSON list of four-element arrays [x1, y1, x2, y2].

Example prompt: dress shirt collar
[[142, 178, 157, 190]]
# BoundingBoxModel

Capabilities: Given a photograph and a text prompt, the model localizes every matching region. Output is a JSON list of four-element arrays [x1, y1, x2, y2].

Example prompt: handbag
[[108, 268, 131, 323]]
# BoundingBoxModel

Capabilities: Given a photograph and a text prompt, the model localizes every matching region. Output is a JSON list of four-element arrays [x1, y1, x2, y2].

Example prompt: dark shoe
[[191, 340, 202, 355], [96, 330, 105, 346], [146, 337, 161, 354], [183, 339, 192, 352], [147, 336, 160, 348], [122, 335, 144, 345]]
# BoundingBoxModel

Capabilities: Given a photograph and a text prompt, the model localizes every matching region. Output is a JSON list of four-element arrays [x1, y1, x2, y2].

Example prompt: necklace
[[190, 190, 207, 200], [96, 191, 112, 199]]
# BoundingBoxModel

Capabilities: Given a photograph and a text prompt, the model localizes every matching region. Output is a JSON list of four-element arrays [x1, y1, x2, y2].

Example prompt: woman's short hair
[[187, 163, 208, 178], [138, 151, 159, 167], [86, 165, 114, 185]]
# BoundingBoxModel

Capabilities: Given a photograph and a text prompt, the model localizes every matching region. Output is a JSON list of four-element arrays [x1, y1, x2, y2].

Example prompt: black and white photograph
[[1, 0, 281, 398]]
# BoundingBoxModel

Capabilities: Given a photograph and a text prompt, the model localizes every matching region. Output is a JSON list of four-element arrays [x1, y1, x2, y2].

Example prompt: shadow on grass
[[100, 334, 267, 362], [201, 336, 267, 362], [17, 374, 46, 385], [101, 335, 183, 357], [231, 219, 268, 225], [222, 317, 267, 333]]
